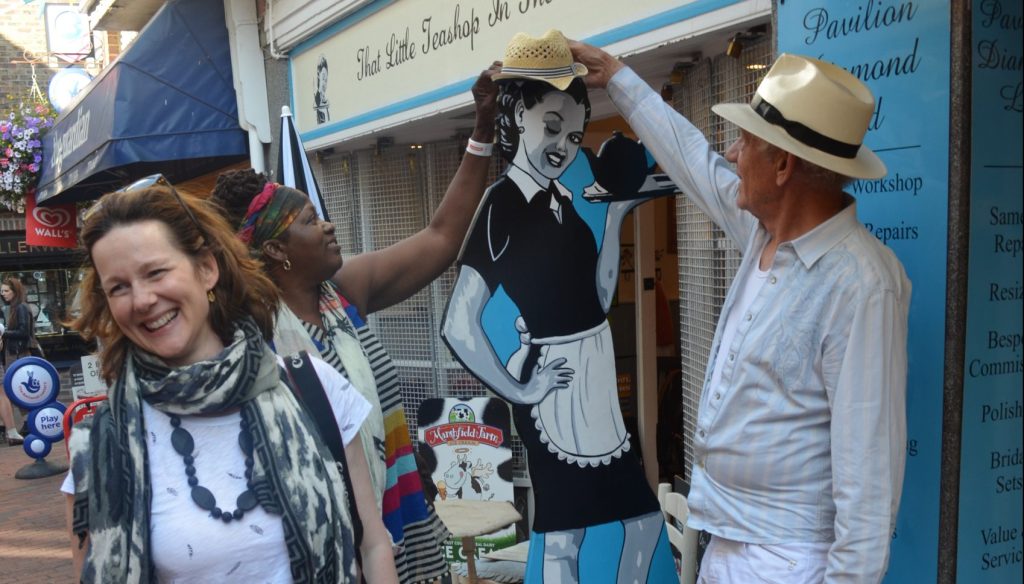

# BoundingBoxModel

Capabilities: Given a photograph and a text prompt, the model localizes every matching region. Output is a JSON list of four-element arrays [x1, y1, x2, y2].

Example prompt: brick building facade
[[0, 0, 59, 114], [0, 0, 122, 115]]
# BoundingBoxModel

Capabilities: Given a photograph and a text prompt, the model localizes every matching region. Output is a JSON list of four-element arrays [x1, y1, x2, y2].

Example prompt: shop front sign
[[290, 0, 751, 143], [0, 234, 73, 258]]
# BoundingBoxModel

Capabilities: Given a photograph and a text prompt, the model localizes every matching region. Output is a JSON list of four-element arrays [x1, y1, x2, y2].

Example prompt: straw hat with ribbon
[[492, 29, 588, 90], [712, 53, 886, 179]]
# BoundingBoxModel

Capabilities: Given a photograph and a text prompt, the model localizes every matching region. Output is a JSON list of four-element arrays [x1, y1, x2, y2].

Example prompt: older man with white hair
[[569, 42, 911, 583]]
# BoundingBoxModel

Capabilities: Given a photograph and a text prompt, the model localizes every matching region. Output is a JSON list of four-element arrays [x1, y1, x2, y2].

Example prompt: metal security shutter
[[320, 146, 433, 429], [318, 154, 361, 256], [319, 142, 514, 463], [423, 141, 488, 403], [670, 37, 774, 483]]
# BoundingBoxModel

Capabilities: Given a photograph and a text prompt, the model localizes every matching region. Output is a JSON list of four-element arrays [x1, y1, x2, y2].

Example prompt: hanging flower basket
[[0, 100, 56, 212]]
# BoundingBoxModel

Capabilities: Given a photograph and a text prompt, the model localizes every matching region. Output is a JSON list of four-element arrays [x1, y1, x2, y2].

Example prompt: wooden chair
[[658, 483, 698, 584]]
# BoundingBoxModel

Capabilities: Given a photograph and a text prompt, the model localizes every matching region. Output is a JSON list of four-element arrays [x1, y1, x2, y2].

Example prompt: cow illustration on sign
[[438, 453, 495, 501], [442, 30, 676, 583]]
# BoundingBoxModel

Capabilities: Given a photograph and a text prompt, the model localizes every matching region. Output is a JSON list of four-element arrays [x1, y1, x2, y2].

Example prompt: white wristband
[[466, 138, 494, 157]]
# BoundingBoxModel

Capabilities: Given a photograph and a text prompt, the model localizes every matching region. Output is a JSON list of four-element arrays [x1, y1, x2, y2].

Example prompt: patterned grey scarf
[[67, 318, 357, 583]]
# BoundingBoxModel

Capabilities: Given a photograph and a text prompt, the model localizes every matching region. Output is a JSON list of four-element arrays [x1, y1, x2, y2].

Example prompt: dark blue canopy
[[36, 0, 247, 205]]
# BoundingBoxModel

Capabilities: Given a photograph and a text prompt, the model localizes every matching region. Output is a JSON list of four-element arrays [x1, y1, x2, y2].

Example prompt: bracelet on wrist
[[466, 138, 494, 157]]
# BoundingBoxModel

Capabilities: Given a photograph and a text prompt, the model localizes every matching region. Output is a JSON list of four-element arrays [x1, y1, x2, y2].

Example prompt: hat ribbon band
[[500, 65, 577, 79], [751, 95, 861, 159]]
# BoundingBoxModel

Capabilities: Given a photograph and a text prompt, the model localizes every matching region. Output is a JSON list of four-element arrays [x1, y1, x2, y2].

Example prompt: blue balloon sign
[[23, 434, 52, 459], [28, 402, 67, 442], [4, 356, 60, 409], [4, 356, 65, 462]]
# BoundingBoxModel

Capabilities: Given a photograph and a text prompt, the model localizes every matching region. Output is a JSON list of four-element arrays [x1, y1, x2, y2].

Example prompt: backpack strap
[[280, 351, 364, 551]]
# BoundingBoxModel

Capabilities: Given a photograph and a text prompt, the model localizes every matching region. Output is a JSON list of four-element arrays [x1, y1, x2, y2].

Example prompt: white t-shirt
[[62, 356, 371, 584]]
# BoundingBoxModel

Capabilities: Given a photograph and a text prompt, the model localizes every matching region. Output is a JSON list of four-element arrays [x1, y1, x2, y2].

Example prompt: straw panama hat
[[712, 53, 886, 179], [492, 29, 588, 91]]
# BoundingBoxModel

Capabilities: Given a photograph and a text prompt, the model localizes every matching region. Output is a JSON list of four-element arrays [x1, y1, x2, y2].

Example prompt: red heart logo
[[33, 207, 73, 228]]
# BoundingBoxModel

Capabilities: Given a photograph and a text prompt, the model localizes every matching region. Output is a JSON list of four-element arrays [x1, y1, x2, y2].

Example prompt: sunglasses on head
[[117, 174, 203, 228], [87, 174, 205, 241]]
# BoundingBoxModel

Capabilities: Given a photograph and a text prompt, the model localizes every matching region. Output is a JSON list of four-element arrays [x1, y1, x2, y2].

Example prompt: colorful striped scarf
[[272, 283, 449, 583]]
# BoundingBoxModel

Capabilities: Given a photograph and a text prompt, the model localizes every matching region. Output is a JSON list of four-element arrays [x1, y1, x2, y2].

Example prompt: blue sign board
[[957, 0, 1023, 581], [777, 1, 950, 581]]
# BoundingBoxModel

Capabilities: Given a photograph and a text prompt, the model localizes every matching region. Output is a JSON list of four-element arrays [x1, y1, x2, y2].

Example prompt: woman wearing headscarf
[[210, 65, 500, 584], [63, 181, 397, 583]]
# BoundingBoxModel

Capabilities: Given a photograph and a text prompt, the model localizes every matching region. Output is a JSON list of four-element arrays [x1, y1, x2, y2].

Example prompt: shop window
[[1, 268, 92, 366], [1, 269, 75, 335]]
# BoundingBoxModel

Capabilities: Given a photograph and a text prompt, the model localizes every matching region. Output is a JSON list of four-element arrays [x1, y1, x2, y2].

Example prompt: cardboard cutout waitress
[[442, 30, 677, 583]]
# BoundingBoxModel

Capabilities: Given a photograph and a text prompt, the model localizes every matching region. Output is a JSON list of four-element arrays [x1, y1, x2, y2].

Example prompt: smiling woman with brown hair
[[62, 180, 396, 583]]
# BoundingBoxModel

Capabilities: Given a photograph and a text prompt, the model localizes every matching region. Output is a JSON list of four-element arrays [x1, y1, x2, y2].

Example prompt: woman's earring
[[517, 125, 525, 134], [283, 259, 292, 271], [207, 290, 215, 303]]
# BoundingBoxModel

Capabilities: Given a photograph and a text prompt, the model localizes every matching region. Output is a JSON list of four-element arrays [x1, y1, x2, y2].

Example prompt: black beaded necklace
[[169, 413, 259, 523]]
